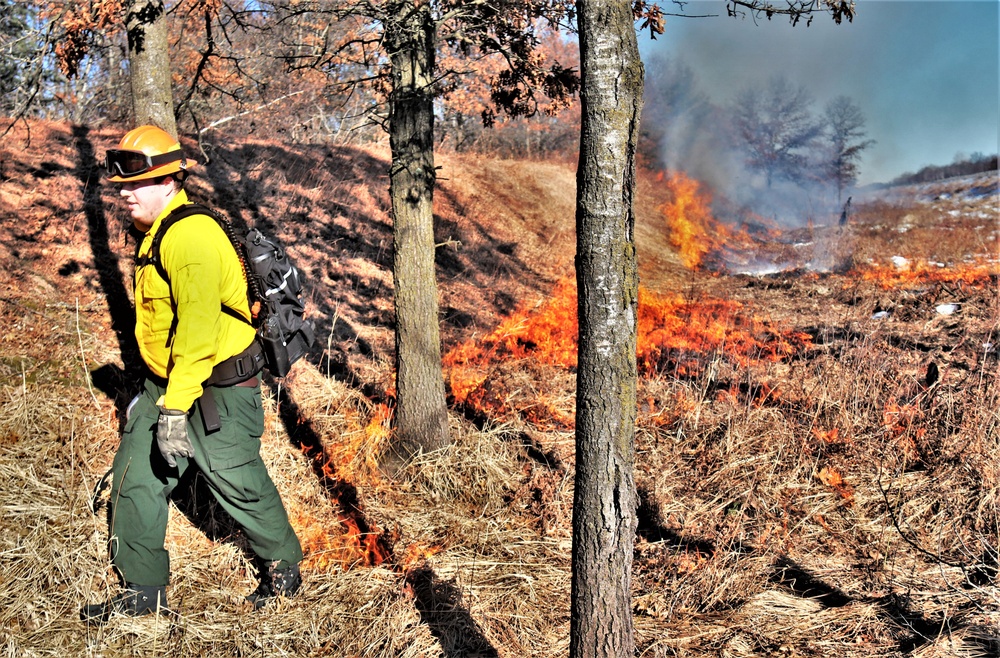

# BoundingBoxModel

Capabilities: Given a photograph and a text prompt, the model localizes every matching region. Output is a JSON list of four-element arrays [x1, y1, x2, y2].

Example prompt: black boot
[[80, 584, 170, 623], [246, 561, 301, 608]]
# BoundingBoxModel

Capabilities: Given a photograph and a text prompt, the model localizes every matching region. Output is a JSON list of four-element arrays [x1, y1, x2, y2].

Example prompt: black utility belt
[[200, 341, 265, 433], [204, 340, 266, 387], [146, 341, 264, 434], [145, 340, 264, 391]]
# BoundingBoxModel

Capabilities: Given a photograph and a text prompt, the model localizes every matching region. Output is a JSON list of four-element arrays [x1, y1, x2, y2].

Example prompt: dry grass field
[[0, 120, 997, 656]]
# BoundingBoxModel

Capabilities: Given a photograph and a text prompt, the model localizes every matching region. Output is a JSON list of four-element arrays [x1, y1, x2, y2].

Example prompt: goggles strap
[[105, 149, 185, 177]]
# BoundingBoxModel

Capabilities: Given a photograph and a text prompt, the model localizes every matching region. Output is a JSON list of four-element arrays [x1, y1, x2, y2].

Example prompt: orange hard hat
[[103, 125, 195, 183]]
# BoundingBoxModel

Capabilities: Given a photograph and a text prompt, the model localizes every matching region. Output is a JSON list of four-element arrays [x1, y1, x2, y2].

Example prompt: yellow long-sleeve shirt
[[134, 191, 257, 412]]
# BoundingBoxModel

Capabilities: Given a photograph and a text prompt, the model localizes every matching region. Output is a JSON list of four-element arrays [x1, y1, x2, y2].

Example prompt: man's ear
[[160, 175, 180, 195]]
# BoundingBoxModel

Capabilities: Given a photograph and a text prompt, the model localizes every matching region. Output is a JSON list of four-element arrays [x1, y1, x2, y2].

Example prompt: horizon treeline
[[887, 153, 999, 187]]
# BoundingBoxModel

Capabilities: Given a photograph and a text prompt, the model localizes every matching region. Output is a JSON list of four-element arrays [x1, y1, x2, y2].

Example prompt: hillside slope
[[0, 121, 681, 390], [1, 120, 998, 657]]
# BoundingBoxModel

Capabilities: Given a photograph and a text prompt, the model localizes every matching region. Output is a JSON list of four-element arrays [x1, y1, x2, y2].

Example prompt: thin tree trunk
[[571, 0, 642, 656], [126, 0, 176, 136], [383, 1, 450, 470]]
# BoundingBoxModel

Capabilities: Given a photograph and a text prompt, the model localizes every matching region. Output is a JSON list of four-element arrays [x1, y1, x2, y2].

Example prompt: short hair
[[154, 172, 186, 191]]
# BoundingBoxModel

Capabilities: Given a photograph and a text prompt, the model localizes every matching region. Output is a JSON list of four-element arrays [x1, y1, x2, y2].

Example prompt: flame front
[[855, 258, 997, 289], [658, 171, 757, 271], [290, 402, 395, 572], [444, 278, 813, 427]]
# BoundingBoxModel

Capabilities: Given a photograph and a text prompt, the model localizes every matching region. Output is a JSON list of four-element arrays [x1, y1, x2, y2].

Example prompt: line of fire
[[299, 167, 997, 574]]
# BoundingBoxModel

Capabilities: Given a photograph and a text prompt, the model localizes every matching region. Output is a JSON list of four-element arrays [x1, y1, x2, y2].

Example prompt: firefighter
[[81, 126, 303, 623]]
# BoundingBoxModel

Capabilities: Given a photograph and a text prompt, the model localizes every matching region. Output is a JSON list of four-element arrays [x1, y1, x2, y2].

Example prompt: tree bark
[[570, 1, 642, 657], [383, 1, 450, 469], [126, 0, 177, 136]]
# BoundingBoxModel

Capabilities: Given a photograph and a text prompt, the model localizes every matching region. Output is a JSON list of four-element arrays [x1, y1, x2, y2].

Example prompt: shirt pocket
[[137, 266, 175, 339]]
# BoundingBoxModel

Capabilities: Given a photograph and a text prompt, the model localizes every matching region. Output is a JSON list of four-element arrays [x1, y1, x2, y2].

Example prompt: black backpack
[[139, 203, 316, 377]]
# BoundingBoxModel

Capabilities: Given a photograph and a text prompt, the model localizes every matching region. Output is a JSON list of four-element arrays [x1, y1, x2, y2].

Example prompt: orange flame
[[292, 403, 396, 571], [398, 541, 443, 571], [444, 277, 579, 406], [882, 400, 923, 438], [444, 278, 813, 426], [364, 403, 393, 446], [658, 171, 757, 270], [295, 509, 391, 571], [637, 287, 812, 376], [855, 259, 997, 289], [812, 427, 850, 445], [817, 466, 854, 503]]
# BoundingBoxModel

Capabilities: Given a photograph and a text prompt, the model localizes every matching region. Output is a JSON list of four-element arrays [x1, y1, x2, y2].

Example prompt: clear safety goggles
[[103, 149, 184, 178]]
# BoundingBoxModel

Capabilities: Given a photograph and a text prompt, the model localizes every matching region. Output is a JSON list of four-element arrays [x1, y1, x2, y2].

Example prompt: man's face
[[119, 177, 174, 231]]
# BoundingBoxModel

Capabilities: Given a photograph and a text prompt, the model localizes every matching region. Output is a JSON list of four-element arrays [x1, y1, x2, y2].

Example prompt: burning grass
[[444, 277, 815, 432], [853, 258, 997, 290], [437, 173, 999, 654], [658, 170, 765, 272]]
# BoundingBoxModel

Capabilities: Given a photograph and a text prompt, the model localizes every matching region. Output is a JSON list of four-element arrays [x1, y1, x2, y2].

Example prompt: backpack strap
[[136, 203, 256, 329], [136, 203, 220, 284]]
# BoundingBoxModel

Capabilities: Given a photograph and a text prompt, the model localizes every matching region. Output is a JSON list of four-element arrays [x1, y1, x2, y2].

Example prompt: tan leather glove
[[156, 407, 194, 468]]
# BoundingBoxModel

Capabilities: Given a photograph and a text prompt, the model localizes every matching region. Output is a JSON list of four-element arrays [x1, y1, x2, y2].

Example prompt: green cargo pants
[[108, 377, 303, 586]]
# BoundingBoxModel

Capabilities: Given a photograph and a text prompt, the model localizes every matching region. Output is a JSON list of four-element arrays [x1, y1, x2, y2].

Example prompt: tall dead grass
[[0, 348, 574, 656], [625, 256, 999, 655]]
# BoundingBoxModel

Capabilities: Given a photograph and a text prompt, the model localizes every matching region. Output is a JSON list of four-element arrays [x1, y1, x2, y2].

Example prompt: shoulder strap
[[135, 203, 257, 331], [135, 203, 222, 284]]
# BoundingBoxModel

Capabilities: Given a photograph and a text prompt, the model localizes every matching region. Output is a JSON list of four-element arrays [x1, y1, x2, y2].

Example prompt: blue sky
[[639, 0, 999, 185]]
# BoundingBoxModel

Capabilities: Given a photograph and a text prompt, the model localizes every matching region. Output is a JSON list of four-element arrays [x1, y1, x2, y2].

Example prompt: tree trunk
[[383, 2, 450, 469], [126, 0, 177, 136], [571, 1, 642, 657]]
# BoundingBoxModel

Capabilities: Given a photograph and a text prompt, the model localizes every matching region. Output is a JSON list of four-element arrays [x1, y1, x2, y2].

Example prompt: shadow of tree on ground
[[635, 486, 973, 654]]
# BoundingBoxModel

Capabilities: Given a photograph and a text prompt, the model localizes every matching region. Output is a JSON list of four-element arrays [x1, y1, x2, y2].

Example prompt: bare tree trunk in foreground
[[570, 0, 643, 656]]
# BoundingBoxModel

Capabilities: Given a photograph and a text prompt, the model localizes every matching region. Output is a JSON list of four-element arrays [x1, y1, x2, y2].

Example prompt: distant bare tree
[[727, 0, 854, 25], [824, 95, 873, 203], [1, 1, 130, 132], [10, 0, 175, 131], [732, 75, 823, 189], [0, 2, 36, 118]]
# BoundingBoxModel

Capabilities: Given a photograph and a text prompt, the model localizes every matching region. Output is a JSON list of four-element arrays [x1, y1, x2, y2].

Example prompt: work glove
[[156, 407, 194, 468]]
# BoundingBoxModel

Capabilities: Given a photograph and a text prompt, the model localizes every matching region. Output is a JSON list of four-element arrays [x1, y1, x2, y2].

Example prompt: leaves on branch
[[633, 1, 666, 39], [48, 0, 124, 78]]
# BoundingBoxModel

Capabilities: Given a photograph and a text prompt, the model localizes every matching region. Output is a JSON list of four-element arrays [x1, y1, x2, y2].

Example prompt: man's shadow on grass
[[73, 126, 145, 427], [271, 382, 498, 658]]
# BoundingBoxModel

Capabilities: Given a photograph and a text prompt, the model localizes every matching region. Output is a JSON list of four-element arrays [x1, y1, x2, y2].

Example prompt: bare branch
[[198, 89, 307, 133]]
